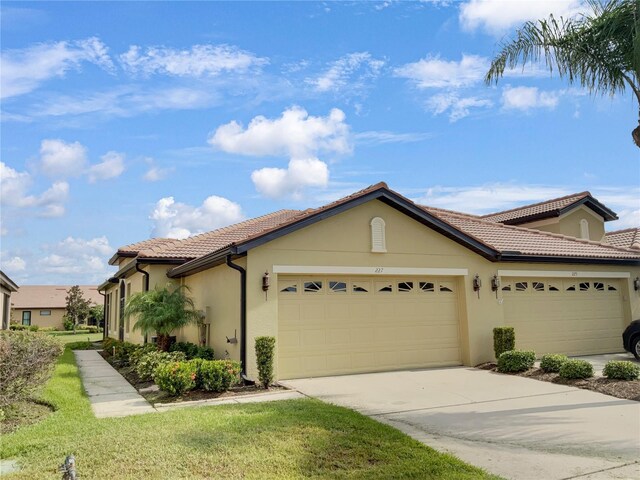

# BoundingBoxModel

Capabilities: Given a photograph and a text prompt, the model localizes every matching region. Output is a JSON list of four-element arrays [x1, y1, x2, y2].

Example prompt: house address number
[[374, 267, 384, 273]]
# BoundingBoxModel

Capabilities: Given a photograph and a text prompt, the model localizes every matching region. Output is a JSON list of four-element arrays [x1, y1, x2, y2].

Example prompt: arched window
[[370, 217, 386, 253], [579, 219, 590, 240]]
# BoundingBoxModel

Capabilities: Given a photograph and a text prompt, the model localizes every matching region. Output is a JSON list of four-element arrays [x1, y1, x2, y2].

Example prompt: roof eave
[[167, 248, 240, 278], [498, 254, 640, 266], [558, 197, 618, 222]]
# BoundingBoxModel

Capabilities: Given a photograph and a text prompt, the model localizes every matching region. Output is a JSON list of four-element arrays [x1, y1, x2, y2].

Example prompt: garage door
[[502, 278, 625, 356], [278, 275, 461, 379]]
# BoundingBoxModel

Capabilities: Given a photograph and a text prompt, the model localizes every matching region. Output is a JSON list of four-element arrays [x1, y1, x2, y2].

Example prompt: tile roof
[[11, 285, 103, 309], [117, 238, 175, 254], [604, 228, 640, 250], [424, 207, 640, 259], [137, 210, 304, 259], [480, 192, 591, 223]]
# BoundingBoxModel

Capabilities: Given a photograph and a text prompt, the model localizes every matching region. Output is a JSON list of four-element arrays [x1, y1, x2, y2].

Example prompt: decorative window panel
[[501, 283, 512, 292], [565, 282, 576, 291], [579, 282, 590, 291], [515, 282, 528, 292], [532, 282, 544, 292], [352, 282, 370, 293], [370, 217, 387, 253], [419, 282, 435, 292], [548, 283, 560, 292], [329, 281, 347, 293], [594, 282, 604, 291], [398, 281, 414, 293], [280, 282, 298, 293], [376, 282, 393, 293], [607, 284, 617, 291], [439, 282, 454, 293], [304, 281, 323, 293]]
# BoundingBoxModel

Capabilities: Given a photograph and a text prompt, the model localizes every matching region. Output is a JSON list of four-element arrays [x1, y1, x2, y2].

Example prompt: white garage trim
[[497, 269, 630, 279], [273, 265, 469, 276]]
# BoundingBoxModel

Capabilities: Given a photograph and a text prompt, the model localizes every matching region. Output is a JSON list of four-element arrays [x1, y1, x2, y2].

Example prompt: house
[[10, 285, 103, 330], [1, 271, 19, 330], [100, 183, 640, 380]]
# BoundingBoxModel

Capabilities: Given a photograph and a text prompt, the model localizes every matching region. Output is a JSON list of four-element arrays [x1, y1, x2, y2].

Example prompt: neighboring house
[[100, 183, 640, 381], [1, 271, 19, 330], [11, 285, 103, 330]]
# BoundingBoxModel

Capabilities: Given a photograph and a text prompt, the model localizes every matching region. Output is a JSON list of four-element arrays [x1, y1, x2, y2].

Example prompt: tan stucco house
[[100, 183, 640, 381], [1, 271, 19, 330], [11, 285, 103, 329]]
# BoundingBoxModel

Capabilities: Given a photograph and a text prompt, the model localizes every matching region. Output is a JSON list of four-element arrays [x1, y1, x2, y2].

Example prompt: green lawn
[[1, 349, 501, 480], [46, 331, 103, 344]]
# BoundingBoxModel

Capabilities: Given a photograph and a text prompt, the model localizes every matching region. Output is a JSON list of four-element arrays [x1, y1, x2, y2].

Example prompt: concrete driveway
[[282, 367, 640, 480]]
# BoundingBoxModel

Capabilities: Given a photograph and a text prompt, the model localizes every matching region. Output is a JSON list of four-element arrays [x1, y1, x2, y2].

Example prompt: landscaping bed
[[477, 362, 640, 401]]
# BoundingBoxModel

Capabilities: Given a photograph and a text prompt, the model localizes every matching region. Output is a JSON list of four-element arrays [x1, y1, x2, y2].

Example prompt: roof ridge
[[605, 227, 640, 235], [480, 191, 591, 219], [434, 208, 640, 254], [421, 205, 480, 218]]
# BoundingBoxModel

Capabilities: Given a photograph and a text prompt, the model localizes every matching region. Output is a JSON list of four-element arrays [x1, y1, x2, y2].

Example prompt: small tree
[[65, 286, 91, 334], [255, 336, 276, 389], [89, 304, 104, 327], [124, 284, 202, 351]]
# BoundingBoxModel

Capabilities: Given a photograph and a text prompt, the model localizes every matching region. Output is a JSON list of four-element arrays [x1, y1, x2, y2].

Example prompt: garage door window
[[398, 281, 413, 292], [532, 281, 544, 292], [376, 282, 393, 293], [280, 282, 298, 293], [607, 283, 617, 291], [352, 282, 370, 293], [420, 281, 435, 292], [304, 281, 323, 293], [329, 281, 347, 293], [548, 283, 560, 291], [515, 282, 528, 291], [439, 283, 454, 293]]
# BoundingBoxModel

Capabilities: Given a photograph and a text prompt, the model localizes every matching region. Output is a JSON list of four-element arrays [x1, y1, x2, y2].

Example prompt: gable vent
[[370, 217, 387, 253]]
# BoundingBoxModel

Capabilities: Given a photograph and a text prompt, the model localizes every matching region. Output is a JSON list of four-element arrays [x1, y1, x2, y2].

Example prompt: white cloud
[[38, 235, 116, 282], [120, 44, 267, 77], [2, 256, 26, 273], [596, 188, 640, 230], [394, 54, 488, 89], [50, 236, 114, 257], [251, 157, 330, 199], [426, 93, 493, 121], [459, 0, 584, 34], [501, 86, 560, 111], [306, 52, 385, 93], [1, 37, 114, 99], [87, 151, 125, 183], [150, 195, 245, 239], [209, 106, 351, 158], [0, 161, 69, 217], [39, 139, 87, 178], [354, 130, 434, 145]]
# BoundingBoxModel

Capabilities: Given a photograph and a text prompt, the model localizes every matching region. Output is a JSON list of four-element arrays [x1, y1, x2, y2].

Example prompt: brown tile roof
[[604, 228, 640, 250], [11, 285, 103, 309], [481, 192, 592, 223], [424, 207, 640, 259], [137, 210, 304, 259], [118, 238, 175, 254]]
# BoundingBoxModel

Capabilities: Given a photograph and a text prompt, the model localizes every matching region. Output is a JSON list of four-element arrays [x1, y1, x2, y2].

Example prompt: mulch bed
[[477, 363, 640, 401], [1, 400, 55, 435], [99, 350, 285, 405]]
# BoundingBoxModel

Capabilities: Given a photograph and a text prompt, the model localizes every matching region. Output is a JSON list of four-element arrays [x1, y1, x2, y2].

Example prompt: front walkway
[[74, 350, 156, 418]]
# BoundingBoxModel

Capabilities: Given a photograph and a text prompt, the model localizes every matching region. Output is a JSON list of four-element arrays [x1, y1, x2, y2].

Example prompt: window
[[501, 284, 512, 292], [515, 282, 528, 292], [607, 284, 618, 291], [439, 283, 454, 293], [594, 282, 604, 291], [548, 283, 560, 292], [370, 217, 387, 253], [304, 281, 323, 293], [398, 281, 413, 293], [39, 310, 51, 316], [579, 219, 590, 240], [532, 282, 544, 292], [579, 282, 590, 291], [419, 282, 435, 292], [22, 311, 31, 326], [329, 281, 347, 293], [376, 282, 393, 293], [352, 282, 369, 293], [280, 283, 297, 293], [565, 283, 576, 291]]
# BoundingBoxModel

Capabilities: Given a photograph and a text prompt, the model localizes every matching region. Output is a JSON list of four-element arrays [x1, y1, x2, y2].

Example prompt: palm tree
[[124, 284, 203, 351], [485, 0, 640, 147]]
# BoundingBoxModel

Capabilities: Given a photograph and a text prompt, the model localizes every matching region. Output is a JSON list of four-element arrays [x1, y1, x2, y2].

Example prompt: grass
[[46, 331, 103, 344], [1, 349, 501, 480]]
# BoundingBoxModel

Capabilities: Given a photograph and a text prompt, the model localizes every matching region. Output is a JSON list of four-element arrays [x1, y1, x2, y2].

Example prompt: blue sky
[[1, 0, 638, 285]]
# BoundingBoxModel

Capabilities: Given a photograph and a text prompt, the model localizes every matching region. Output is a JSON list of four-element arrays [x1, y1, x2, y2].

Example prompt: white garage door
[[502, 278, 625, 356], [278, 275, 461, 379]]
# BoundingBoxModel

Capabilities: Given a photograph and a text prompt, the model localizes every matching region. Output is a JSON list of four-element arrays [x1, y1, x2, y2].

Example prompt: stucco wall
[[11, 308, 66, 329], [523, 206, 606, 242]]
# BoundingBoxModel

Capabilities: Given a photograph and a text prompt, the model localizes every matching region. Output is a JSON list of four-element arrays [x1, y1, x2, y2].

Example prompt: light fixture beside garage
[[262, 272, 270, 299], [634, 277, 640, 291], [473, 274, 482, 298], [491, 275, 500, 299]]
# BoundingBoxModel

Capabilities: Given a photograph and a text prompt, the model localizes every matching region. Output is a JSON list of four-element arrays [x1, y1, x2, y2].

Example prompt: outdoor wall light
[[473, 274, 482, 292], [262, 272, 270, 292], [491, 275, 500, 292], [634, 277, 640, 291]]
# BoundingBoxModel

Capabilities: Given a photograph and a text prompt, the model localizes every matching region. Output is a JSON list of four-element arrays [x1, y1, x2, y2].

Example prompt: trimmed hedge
[[195, 359, 241, 392], [497, 350, 535, 373], [170, 341, 214, 360], [154, 361, 197, 396], [559, 359, 593, 379], [493, 327, 515, 360], [255, 336, 276, 388], [136, 350, 186, 381], [539, 354, 569, 373], [602, 360, 640, 380]]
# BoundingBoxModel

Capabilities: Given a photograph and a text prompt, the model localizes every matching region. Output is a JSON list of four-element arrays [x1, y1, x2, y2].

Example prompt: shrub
[[86, 326, 102, 334], [28, 325, 40, 332], [540, 354, 569, 373], [603, 360, 640, 380], [255, 336, 276, 388], [66, 341, 94, 350], [195, 345, 215, 360], [129, 343, 158, 367], [497, 350, 535, 373], [559, 359, 594, 379], [196, 360, 241, 392], [154, 361, 197, 396], [102, 337, 119, 354], [39, 327, 57, 332], [63, 317, 74, 331], [0, 331, 64, 408], [112, 342, 140, 367], [9, 325, 27, 331], [493, 327, 515, 360], [170, 342, 199, 359], [135, 350, 186, 381]]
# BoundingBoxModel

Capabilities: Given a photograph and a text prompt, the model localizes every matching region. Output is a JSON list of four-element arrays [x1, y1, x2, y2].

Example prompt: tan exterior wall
[[11, 308, 66, 329], [0, 286, 10, 330], [242, 199, 639, 380], [523, 206, 606, 242], [182, 258, 245, 360]]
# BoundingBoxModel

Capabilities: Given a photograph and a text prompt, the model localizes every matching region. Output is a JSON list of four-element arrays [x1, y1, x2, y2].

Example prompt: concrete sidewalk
[[74, 350, 156, 418]]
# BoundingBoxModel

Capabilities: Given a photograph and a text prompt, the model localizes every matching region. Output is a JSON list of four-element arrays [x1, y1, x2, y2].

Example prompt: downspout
[[135, 261, 150, 343], [98, 290, 107, 341], [226, 254, 254, 385]]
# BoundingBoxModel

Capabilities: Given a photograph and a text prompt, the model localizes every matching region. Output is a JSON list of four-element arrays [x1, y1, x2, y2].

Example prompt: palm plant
[[124, 284, 203, 351], [485, 0, 640, 147]]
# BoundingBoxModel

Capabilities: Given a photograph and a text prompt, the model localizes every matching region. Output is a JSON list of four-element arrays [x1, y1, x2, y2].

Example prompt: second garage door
[[502, 277, 625, 356], [278, 275, 462, 379]]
